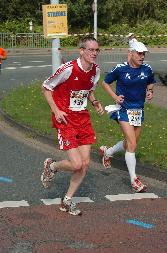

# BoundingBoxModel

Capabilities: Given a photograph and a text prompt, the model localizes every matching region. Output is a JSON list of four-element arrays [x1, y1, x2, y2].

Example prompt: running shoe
[[41, 158, 57, 189], [99, 146, 112, 169], [131, 176, 147, 193], [59, 198, 82, 216]]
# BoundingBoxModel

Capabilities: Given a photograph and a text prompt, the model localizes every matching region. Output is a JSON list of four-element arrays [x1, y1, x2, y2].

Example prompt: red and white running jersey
[[43, 58, 100, 113]]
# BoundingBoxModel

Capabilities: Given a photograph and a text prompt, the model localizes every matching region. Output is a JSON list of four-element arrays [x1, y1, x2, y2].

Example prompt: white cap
[[128, 33, 134, 37], [129, 41, 148, 52]]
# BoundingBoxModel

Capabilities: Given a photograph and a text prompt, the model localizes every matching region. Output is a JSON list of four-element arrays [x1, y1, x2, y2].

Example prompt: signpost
[[42, 0, 68, 73], [42, 3, 68, 39]]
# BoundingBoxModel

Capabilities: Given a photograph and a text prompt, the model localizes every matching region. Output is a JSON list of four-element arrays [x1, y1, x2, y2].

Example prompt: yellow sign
[[43, 4, 68, 39]]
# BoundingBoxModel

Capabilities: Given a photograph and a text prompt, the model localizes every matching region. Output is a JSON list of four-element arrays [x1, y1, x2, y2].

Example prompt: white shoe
[[131, 177, 147, 193], [59, 198, 82, 216], [41, 158, 57, 189], [99, 146, 112, 169]]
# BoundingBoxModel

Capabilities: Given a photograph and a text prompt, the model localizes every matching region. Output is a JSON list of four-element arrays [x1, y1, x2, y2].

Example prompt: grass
[[0, 79, 167, 171]]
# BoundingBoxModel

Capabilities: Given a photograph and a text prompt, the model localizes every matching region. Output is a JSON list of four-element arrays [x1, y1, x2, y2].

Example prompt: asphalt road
[[1, 49, 167, 93], [0, 50, 167, 253]]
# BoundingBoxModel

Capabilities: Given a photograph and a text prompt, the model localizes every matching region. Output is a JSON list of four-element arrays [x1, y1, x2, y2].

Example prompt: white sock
[[125, 151, 136, 183], [106, 141, 125, 157], [50, 161, 58, 172], [64, 195, 72, 202]]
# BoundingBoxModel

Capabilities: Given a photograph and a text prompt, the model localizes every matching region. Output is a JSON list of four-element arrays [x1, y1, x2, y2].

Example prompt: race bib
[[127, 109, 142, 126], [69, 90, 89, 111]]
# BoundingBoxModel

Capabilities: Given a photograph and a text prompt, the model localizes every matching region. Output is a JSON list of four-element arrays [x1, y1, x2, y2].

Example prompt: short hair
[[79, 36, 98, 48]]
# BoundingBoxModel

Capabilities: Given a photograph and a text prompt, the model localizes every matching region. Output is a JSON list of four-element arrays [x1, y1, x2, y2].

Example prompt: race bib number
[[69, 90, 89, 111], [127, 109, 142, 126]]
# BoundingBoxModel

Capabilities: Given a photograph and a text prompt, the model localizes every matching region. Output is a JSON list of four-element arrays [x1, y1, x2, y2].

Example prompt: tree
[[0, 0, 167, 33]]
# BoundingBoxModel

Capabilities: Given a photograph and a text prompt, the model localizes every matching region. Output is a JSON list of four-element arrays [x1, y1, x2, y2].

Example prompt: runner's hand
[[93, 101, 104, 116], [146, 90, 153, 100], [115, 95, 124, 104], [55, 110, 68, 124]]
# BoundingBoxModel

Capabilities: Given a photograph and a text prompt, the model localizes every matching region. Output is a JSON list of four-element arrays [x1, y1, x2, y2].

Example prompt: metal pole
[[51, 0, 61, 74], [94, 0, 97, 39]]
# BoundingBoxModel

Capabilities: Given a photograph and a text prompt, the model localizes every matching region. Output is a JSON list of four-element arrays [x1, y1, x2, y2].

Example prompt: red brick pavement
[[0, 198, 167, 253]]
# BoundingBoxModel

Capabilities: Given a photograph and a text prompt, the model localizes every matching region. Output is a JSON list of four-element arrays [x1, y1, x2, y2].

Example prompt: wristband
[[91, 100, 99, 106]]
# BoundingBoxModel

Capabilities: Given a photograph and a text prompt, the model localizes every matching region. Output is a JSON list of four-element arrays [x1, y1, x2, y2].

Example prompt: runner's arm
[[88, 90, 104, 115], [42, 87, 67, 124], [102, 81, 124, 104], [146, 83, 154, 100]]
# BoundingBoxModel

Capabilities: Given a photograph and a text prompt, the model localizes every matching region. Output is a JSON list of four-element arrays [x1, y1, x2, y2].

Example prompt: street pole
[[93, 0, 97, 39], [51, 0, 61, 74]]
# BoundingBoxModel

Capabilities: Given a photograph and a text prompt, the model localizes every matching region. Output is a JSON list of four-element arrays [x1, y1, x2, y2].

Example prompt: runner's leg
[[65, 144, 91, 198], [119, 121, 141, 182]]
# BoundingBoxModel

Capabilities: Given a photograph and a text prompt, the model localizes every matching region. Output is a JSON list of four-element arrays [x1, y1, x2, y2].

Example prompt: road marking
[[5, 67, 17, 70], [105, 193, 159, 201], [0, 176, 13, 183], [41, 197, 94, 205], [0, 194, 160, 208], [21, 66, 35, 69], [4, 64, 52, 70], [72, 197, 94, 203], [127, 219, 155, 229], [29, 60, 45, 63], [0, 200, 29, 209], [36, 64, 52, 68]]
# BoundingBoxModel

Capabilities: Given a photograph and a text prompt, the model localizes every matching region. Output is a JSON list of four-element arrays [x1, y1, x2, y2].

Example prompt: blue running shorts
[[110, 107, 144, 125]]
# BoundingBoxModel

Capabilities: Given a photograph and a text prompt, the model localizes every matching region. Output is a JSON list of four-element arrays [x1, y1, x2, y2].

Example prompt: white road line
[[72, 197, 94, 203], [5, 67, 17, 70], [0, 194, 160, 208], [41, 197, 94, 205], [20, 64, 51, 68], [4, 64, 51, 70], [36, 64, 51, 68], [0, 200, 29, 208], [29, 61, 45, 63], [41, 198, 61, 205], [105, 193, 159, 201], [21, 66, 35, 69]]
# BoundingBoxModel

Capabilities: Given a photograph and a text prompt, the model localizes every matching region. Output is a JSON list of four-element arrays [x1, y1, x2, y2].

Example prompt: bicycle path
[[1, 198, 167, 253]]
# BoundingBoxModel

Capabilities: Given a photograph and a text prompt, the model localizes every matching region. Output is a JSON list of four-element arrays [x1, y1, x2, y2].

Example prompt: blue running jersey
[[104, 62, 156, 109]]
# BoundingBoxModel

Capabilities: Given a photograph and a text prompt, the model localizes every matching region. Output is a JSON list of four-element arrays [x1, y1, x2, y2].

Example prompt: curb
[[1, 107, 167, 184]]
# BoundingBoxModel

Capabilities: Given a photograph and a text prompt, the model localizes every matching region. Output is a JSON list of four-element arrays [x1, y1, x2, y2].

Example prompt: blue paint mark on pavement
[[0, 177, 13, 183], [127, 219, 155, 229]]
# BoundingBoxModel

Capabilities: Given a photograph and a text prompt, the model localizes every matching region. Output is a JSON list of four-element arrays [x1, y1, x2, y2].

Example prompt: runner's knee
[[71, 157, 90, 171], [82, 158, 90, 171], [72, 160, 83, 171], [126, 140, 137, 152]]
